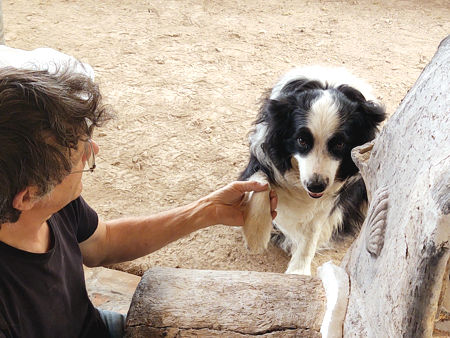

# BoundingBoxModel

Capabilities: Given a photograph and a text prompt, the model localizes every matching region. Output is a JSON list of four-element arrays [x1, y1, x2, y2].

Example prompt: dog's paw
[[285, 254, 312, 275], [285, 266, 311, 276], [242, 190, 272, 253]]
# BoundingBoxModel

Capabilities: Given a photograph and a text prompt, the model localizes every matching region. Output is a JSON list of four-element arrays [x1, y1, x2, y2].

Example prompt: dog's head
[[258, 69, 386, 198]]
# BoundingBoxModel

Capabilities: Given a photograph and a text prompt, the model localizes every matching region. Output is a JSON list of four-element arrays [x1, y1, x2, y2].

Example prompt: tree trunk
[[341, 35, 450, 337], [125, 267, 326, 337]]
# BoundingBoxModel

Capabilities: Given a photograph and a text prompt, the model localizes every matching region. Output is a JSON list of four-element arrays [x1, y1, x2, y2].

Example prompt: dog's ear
[[262, 79, 324, 122], [281, 79, 325, 97], [260, 97, 297, 124], [257, 97, 298, 173], [338, 84, 386, 128], [360, 100, 386, 128]]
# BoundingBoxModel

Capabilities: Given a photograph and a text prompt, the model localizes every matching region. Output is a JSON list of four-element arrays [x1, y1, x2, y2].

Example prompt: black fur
[[332, 175, 368, 236]]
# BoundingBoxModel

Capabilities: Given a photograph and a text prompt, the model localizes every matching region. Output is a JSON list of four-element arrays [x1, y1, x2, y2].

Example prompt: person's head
[[0, 66, 113, 224]]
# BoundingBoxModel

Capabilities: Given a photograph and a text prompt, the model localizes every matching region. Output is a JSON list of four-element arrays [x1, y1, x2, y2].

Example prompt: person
[[0, 50, 277, 337]]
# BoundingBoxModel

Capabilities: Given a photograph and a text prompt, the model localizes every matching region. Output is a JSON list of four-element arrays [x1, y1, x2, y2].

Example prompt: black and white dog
[[239, 66, 386, 275]]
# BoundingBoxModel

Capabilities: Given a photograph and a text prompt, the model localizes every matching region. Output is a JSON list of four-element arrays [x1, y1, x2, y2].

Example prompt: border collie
[[239, 66, 386, 275]]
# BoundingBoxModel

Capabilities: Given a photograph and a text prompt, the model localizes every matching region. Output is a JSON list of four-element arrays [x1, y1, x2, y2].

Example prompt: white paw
[[242, 190, 272, 253], [285, 266, 311, 276]]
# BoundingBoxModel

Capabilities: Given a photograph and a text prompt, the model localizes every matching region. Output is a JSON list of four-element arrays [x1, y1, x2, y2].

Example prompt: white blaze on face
[[297, 91, 341, 193]]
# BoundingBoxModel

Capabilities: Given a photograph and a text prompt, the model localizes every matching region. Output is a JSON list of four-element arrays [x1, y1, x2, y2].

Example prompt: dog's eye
[[334, 141, 345, 151], [298, 137, 308, 148], [328, 137, 346, 157]]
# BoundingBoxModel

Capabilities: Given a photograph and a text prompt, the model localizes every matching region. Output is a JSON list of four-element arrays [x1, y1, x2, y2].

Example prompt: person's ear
[[12, 187, 40, 211]]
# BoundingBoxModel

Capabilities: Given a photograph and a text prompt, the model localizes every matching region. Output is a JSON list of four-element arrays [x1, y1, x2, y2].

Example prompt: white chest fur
[[274, 186, 341, 250]]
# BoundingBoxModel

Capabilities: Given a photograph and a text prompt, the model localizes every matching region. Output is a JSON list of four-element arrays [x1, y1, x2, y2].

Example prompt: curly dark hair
[[0, 66, 113, 223]]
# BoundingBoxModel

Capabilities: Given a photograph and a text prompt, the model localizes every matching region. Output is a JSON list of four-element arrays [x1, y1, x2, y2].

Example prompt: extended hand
[[203, 181, 277, 227]]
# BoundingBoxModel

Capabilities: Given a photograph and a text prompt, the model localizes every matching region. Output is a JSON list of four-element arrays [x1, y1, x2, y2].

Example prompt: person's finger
[[269, 189, 278, 211], [232, 180, 268, 193], [271, 210, 277, 220]]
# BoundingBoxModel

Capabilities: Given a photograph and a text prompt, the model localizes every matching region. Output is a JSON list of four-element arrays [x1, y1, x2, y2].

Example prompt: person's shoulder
[[57, 196, 89, 218], [52, 196, 97, 234]]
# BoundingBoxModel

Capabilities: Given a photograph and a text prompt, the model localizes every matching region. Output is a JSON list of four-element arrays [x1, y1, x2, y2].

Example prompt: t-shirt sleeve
[[60, 196, 99, 243]]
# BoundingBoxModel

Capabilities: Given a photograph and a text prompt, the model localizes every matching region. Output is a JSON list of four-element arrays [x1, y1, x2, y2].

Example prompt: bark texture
[[125, 267, 326, 337], [341, 35, 450, 337]]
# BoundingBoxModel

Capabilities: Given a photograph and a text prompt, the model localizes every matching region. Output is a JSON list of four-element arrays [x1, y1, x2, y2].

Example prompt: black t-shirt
[[0, 197, 109, 338]]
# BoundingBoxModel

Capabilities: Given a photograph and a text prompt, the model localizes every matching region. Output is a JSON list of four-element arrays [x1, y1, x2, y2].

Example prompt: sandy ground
[[3, 0, 449, 276]]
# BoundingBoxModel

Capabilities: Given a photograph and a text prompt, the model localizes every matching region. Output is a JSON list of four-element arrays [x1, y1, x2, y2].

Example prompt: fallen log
[[125, 267, 326, 337], [341, 35, 450, 337]]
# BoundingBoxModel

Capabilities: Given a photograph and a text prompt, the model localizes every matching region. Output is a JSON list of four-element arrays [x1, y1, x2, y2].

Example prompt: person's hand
[[203, 181, 277, 227]]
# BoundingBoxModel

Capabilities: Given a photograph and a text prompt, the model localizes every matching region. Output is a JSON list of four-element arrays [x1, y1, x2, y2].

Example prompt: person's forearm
[[98, 197, 214, 266], [82, 180, 272, 267]]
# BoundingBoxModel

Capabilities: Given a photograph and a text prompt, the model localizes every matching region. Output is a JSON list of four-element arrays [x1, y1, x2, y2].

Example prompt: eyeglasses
[[71, 139, 96, 174]]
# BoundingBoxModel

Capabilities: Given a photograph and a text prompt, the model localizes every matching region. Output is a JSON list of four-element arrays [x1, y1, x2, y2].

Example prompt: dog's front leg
[[242, 171, 273, 253], [285, 224, 321, 276]]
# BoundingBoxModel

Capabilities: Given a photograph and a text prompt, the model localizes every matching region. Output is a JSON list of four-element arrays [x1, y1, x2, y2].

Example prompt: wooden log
[[341, 35, 450, 337], [125, 267, 326, 337]]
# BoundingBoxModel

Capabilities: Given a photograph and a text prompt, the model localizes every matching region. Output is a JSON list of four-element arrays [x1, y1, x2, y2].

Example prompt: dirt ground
[[3, 0, 449, 276]]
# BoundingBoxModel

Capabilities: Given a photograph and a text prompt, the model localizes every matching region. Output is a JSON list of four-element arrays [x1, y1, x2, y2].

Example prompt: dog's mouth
[[307, 191, 324, 199]]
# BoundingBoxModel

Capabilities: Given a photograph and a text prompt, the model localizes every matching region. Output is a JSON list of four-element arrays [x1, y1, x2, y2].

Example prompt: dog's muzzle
[[305, 174, 329, 198]]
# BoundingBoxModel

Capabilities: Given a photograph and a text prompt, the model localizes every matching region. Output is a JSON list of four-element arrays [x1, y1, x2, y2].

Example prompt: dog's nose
[[307, 181, 327, 193], [306, 175, 329, 193]]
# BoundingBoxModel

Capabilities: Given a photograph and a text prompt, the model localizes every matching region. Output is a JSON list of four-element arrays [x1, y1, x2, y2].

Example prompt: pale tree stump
[[125, 267, 326, 337], [341, 35, 450, 337]]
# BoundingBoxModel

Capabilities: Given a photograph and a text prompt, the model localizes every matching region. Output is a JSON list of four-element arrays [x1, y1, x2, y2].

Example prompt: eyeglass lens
[[85, 140, 95, 170]]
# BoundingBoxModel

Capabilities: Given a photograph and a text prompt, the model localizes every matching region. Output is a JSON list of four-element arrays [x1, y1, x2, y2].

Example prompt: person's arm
[[79, 181, 277, 267]]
